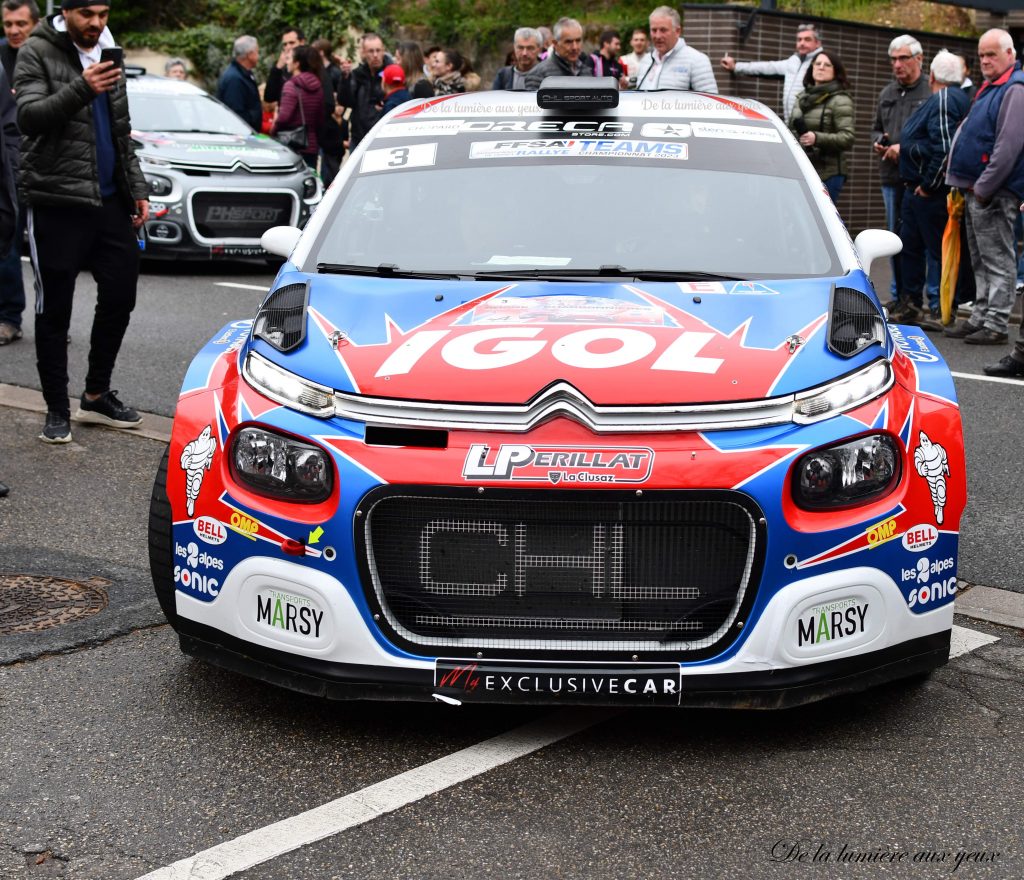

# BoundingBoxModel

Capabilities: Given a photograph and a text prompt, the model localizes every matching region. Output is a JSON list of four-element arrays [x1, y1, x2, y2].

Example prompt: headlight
[[231, 427, 333, 502], [302, 175, 319, 200], [793, 360, 893, 424], [145, 174, 174, 197], [793, 433, 900, 510], [242, 351, 334, 417]]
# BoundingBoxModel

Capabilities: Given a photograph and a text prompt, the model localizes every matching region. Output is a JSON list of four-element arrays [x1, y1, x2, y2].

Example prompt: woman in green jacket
[[789, 51, 855, 204]]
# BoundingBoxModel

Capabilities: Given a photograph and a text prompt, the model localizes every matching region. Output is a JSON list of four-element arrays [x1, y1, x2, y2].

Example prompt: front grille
[[190, 191, 294, 240], [360, 488, 763, 656]]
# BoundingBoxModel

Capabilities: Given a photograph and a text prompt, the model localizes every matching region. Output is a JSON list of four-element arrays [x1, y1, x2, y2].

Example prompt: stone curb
[[0, 382, 171, 444]]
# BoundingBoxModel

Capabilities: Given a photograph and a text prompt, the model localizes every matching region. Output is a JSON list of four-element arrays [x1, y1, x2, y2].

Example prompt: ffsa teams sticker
[[469, 140, 688, 161], [463, 444, 653, 484]]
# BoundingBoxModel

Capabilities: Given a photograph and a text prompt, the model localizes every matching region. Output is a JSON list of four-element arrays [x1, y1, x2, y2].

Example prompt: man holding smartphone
[[14, 0, 149, 443]]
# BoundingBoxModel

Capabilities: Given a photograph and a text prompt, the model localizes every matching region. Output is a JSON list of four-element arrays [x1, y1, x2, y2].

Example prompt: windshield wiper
[[317, 262, 461, 280], [473, 265, 747, 282]]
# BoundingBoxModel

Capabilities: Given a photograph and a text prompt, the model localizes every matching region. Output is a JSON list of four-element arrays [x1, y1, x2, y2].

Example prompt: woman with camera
[[789, 51, 855, 204]]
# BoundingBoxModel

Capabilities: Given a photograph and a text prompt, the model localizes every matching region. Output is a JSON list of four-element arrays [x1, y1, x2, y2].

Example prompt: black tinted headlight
[[302, 175, 319, 199], [146, 174, 173, 197], [231, 427, 333, 502], [793, 434, 899, 510], [828, 286, 885, 357]]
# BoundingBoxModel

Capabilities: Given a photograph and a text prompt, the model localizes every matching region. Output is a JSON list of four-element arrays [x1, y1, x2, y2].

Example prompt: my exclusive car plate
[[434, 659, 682, 704]]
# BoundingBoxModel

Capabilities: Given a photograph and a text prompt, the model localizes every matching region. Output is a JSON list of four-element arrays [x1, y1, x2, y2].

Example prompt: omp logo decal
[[463, 444, 653, 484], [866, 517, 898, 547]]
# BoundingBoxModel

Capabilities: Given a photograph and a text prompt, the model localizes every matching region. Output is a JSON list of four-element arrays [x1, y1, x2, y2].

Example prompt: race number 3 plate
[[434, 659, 682, 705]]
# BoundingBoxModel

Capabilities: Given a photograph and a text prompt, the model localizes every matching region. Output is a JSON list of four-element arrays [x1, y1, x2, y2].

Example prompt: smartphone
[[875, 133, 891, 147], [99, 46, 124, 68]]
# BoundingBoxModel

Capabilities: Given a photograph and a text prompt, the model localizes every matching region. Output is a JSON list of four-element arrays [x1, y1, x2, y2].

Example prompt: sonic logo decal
[[181, 425, 217, 517], [914, 431, 949, 525]]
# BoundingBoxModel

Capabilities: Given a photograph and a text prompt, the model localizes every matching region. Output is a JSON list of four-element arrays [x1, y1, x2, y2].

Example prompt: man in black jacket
[[216, 35, 261, 131], [492, 27, 542, 90], [337, 33, 392, 148], [0, 0, 38, 347], [524, 18, 594, 89], [15, 0, 149, 443]]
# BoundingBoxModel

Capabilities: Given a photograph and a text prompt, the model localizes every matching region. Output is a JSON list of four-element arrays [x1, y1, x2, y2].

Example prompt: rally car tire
[[148, 446, 179, 629]]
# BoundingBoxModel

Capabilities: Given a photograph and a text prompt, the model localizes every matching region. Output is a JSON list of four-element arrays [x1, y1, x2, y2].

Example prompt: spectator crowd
[[0, 0, 1023, 457]]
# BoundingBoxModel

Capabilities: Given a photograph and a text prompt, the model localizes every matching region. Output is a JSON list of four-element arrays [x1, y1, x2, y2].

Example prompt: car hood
[[133, 131, 299, 169], [253, 274, 883, 406]]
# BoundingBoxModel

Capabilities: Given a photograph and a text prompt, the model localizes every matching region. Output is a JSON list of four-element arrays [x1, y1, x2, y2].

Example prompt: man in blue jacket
[[944, 29, 1024, 364], [216, 35, 262, 131], [893, 50, 969, 329]]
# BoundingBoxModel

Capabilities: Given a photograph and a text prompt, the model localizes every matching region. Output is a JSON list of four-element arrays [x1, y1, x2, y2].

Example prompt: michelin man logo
[[914, 431, 949, 525], [181, 425, 217, 517]]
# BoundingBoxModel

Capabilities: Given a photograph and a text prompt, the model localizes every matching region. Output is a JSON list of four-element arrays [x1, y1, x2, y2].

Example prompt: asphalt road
[[1, 261, 1023, 880]]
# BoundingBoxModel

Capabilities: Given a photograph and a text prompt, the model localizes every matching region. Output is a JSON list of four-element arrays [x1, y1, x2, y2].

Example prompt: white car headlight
[[793, 359, 893, 424], [242, 351, 334, 417]]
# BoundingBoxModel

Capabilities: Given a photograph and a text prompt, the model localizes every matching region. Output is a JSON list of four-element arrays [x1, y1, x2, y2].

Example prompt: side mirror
[[261, 226, 302, 259], [854, 229, 902, 277]]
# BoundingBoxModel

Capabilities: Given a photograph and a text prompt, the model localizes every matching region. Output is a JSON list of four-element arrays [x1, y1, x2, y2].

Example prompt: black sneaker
[[944, 321, 979, 339], [887, 300, 921, 323], [39, 411, 72, 444], [75, 390, 143, 428], [983, 355, 1024, 378], [964, 328, 1009, 345]]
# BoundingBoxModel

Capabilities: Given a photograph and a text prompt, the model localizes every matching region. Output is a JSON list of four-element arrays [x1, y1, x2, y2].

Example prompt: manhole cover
[[0, 575, 109, 635]]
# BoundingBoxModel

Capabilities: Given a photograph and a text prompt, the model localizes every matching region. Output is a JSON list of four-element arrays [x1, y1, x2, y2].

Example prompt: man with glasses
[[871, 35, 930, 316]]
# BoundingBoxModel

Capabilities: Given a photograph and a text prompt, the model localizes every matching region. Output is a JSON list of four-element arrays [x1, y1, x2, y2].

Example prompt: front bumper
[[173, 557, 953, 708], [179, 619, 949, 709]]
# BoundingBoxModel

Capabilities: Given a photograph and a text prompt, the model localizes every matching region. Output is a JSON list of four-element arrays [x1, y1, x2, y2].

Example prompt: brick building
[[682, 5, 978, 235]]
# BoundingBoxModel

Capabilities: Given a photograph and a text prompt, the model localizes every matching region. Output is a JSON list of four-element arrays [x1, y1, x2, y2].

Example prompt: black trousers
[[28, 198, 140, 415]]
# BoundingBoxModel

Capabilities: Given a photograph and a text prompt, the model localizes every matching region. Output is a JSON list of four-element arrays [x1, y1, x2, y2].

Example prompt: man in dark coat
[[15, 0, 149, 443], [0, 67, 18, 271], [216, 34, 262, 131], [337, 32, 392, 148], [492, 27, 542, 90], [524, 17, 593, 89], [0, 0, 38, 346]]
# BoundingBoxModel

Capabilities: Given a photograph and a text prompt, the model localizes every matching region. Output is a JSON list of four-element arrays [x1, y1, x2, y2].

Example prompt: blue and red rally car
[[149, 83, 965, 707]]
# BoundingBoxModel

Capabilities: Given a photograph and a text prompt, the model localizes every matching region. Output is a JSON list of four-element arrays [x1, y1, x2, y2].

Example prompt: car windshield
[[308, 116, 842, 280], [129, 91, 253, 136]]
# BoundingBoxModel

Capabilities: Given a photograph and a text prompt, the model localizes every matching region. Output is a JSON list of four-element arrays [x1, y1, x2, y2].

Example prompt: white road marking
[[949, 623, 999, 658], [135, 625, 998, 880], [134, 707, 616, 880], [951, 370, 1024, 387], [214, 282, 269, 291]]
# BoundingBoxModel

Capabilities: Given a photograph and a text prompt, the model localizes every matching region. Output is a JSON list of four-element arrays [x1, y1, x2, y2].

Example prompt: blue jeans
[[824, 175, 846, 204], [0, 208, 26, 328], [899, 188, 946, 310], [881, 184, 901, 297]]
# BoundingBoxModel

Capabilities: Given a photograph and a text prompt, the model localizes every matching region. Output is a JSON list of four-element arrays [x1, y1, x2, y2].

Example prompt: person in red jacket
[[272, 45, 324, 169]]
